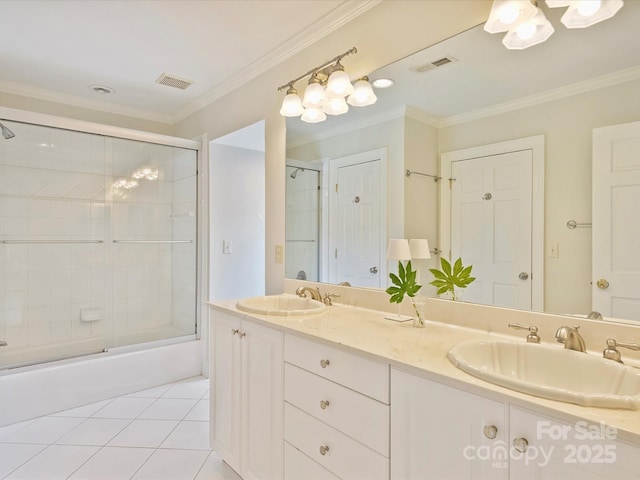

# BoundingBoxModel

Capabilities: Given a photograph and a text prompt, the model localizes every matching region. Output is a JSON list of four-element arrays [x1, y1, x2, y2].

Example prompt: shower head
[[0, 122, 15, 140], [289, 167, 305, 179]]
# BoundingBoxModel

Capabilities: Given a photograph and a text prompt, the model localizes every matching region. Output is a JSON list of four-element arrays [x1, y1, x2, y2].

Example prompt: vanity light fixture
[[277, 47, 377, 123], [485, 0, 623, 49]]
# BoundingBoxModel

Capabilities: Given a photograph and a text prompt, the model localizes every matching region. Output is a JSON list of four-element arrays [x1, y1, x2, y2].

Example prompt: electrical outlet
[[275, 244, 283, 264]]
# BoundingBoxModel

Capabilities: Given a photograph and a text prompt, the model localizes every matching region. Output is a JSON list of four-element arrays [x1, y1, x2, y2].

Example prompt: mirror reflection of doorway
[[285, 164, 321, 282]]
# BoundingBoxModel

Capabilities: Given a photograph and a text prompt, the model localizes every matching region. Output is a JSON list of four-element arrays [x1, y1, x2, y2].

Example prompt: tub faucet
[[555, 326, 586, 352], [295, 286, 322, 302]]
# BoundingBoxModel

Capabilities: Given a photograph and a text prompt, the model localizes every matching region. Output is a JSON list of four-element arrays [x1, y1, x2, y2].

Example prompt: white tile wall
[[0, 122, 198, 367]]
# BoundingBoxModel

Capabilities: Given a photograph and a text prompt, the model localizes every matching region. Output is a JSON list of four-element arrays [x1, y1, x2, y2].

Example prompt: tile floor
[[0, 376, 241, 480]]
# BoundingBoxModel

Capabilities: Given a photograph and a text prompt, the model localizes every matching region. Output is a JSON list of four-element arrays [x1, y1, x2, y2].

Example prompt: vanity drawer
[[285, 402, 389, 480], [285, 333, 389, 403], [285, 362, 389, 456], [284, 441, 341, 480]]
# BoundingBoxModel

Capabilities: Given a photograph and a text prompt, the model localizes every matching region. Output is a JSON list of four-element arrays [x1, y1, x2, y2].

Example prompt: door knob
[[519, 272, 529, 280], [597, 279, 609, 289], [369, 266, 378, 274]]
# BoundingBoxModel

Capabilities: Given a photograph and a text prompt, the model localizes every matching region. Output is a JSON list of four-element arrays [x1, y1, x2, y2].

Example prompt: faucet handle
[[603, 338, 640, 364], [323, 292, 340, 306], [508, 323, 540, 343]]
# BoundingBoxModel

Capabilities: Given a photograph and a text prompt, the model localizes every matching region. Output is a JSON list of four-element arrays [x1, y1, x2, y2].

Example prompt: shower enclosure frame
[[0, 105, 207, 370]]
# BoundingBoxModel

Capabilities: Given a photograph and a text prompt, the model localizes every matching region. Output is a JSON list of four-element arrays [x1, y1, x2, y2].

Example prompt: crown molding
[[439, 65, 640, 128], [170, 0, 382, 123], [0, 79, 173, 125]]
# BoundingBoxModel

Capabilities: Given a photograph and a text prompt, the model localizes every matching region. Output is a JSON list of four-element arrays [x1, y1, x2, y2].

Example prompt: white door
[[450, 150, 533, 309], [329, 150, 386, 288], [593, 121, 640, 321]]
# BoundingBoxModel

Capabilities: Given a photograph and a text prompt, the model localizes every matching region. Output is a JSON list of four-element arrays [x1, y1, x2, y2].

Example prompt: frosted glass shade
[[552, 0, 624, 28], [301, 107, 327, 123], [347, 77, 377, 107], [323, 96, 349, 115], [484, 0, 539, 33], [409, 239, 432, 259], [502, 9, 555, 49], [387, 239, 411, 260], [325, 69, 354, 98], [302, 81, 327, 108], [280, 90, 304, 117]]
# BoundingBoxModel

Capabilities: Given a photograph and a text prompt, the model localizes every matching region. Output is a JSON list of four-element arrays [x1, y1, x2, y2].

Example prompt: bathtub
[[0, 339, 202, 427]]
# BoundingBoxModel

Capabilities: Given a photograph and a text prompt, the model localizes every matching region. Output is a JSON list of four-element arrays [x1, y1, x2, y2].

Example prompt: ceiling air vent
[[411, 56, 457, 74], [156, 73, 194, 90]]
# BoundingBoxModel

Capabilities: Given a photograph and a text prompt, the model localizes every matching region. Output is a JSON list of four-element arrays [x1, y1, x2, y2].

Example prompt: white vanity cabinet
[[391, 368, 640, 480], [391, 367, 507, 480], [210, 309, 284, 480], [283, 333, 390, 480]]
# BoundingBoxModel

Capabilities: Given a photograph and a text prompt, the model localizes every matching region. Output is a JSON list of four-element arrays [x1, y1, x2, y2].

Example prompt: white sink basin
[[448, 340, 640, 410], [236, 294, 327, 316]]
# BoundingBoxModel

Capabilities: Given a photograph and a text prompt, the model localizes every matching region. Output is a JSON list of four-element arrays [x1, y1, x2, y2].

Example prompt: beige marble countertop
[[208, 298, 640, 444]]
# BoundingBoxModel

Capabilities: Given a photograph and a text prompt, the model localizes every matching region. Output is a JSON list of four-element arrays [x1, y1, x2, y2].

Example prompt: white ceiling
[[0, 0, 377, 124]]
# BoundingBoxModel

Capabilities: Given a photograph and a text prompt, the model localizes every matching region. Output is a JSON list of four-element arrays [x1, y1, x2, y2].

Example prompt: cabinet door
[[510, 406, 640, 479], [241, 319, 284, 480], [211, 311, 242, 474], [391, 368, 507, 480]]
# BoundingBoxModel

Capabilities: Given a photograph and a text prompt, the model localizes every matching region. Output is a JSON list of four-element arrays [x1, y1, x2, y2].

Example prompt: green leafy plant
[[429, 257, 475, 298], [386, 260, 422, 303]]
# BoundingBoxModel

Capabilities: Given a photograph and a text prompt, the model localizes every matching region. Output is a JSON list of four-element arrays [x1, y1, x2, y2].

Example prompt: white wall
[[209, 142, 265, 301]]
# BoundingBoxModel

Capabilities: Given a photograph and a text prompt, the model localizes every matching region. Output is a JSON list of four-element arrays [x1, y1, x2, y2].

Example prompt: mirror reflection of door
[[329, 149, 387, 288], [285, 164, 320, 282], [593, 121, 640, 321], [441, 136, 544, 311], [450, 151, 533, 309]]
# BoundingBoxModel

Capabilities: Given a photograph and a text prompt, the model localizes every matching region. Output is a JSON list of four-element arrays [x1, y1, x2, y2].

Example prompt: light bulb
[[498, 3, 521, 24], [577, 0, 602, 16]]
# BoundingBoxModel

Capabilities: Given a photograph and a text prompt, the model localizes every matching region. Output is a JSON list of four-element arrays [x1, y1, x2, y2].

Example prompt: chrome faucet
[[295, 286, 322, 302], [555, 326, 586, 352]]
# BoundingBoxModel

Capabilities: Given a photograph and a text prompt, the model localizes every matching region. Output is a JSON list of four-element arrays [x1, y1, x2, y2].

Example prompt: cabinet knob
[[513, 437, 529, 453], [319, 445, 330, 456], [231, 329, 239, 335], [320, 359, 330, 368], [238, 331, 246, 338], [320, 400, 330, 410], [483, 425, 498, 439]]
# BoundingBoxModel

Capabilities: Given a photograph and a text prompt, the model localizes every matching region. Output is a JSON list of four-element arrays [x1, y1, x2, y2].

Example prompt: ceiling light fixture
[[484, 0, 623, 49], [277, 47, 377, 123]]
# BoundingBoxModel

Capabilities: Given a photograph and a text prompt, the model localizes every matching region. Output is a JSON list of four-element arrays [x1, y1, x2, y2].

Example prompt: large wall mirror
[[285, 2, 640, 322]]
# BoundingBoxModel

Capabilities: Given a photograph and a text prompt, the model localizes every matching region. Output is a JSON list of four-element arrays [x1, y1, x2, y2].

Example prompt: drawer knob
[[513, 437, 529, 453], [231, 329, 239, 335], [320, 400, 330, 410], [320, 359, 330, 368], [319, 445, 330, 456], [238, 331, 246, 338], [483, 425, 498, 439]]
